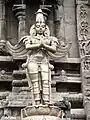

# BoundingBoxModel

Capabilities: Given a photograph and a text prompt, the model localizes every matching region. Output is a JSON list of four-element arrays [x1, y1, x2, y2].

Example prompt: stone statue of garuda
[[5, 8, 71, 120], [6, 8, 70, 106], [20, 9, 58, 105]]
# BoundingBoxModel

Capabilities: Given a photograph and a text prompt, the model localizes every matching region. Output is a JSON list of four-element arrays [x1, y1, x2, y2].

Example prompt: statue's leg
[[27, 62, 41, 105], [41, 64, 50, 104]]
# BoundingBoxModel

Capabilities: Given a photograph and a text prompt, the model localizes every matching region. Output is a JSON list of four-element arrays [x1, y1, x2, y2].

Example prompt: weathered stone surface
[[1, 117, 17, 120], [12, 4, 26, 40], [76, 1, 90, 120], [52, 93, 83, 103], [13, 70, 26, 76], [64, 0, 75, 7], [76, 0, 88, 4], [12, 79, 28, 86], [0, 0, 88, 120], [12, 87, 31, 93], [7, 92, 32, 107], [0, 0, 6, 40], [54, 76, 81, 83], [54, 58, 80, 63], [7, 94, 31, 101], [12, 77, 81, 87], [0, 56, 13, 62], [63, 0, 79, 58], [71, 109, 85, 119], [8, 100, 31, 107], [0, 92, 10, 100], [0, 71, 12, 82], [6, 92, 83, 108]]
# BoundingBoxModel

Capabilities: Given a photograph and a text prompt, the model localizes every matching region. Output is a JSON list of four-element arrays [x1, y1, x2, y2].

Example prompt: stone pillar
[[53, 0, 62, 39], [53, 0, 71, 57], [53, 0, 66, 55], [0, 0, 6, 40], [12, 4, 26, 41], [76, 0, 90, 119]]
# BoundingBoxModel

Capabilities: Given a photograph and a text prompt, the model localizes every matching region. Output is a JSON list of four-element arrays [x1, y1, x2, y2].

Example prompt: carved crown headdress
[[30, 9, 50, 36], [35, 9, 45, 23]]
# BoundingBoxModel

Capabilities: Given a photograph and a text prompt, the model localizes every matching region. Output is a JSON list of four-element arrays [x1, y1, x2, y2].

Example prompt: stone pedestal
[[21, 105, 62, 120]]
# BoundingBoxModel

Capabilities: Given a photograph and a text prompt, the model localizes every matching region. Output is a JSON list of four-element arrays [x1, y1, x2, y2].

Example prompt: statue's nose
[[40, 27, 42, 30]]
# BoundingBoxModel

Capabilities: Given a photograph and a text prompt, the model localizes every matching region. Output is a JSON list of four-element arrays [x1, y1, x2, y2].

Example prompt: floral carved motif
[[79, 4, 89, 39], [77, 2, 90, 110], [80, 4, 88, 18], [80, 21, 89, 37], [78, 4, 90, 70]]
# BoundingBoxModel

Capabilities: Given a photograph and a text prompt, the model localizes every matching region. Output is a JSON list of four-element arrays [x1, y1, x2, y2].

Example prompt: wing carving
[[6, 40, 28, 59]]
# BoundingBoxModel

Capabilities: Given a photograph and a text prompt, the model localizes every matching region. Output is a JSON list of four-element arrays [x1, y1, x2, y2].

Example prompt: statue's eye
[[36, 25, 40, 28], [42, 25, 45, 28]]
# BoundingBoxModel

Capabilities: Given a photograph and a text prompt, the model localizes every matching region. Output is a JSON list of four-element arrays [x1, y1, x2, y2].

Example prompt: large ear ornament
[[29, 24, 36, 36], [44, 25, 50, 37]]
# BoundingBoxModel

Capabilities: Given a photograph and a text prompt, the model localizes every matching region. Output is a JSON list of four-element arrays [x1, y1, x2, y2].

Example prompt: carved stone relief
[[59, 70, 67, 81], [76, 1, 90, 119], [77, 3, 90, 70], [79, 4, 88, 18]]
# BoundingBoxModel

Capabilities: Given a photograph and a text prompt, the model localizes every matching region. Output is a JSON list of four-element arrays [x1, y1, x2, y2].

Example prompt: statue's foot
[[35, 105, 39, 108], [44, 102, 53, 106], [35, 101, 41, 105], [48, 102, 53, 106]]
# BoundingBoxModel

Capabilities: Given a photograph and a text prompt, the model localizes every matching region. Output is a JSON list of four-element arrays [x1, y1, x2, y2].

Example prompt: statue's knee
[[27, 62, 38, 72], [41, 72, 48, 80], [41, 64, 48, 71], [29, 74, 38, 81]]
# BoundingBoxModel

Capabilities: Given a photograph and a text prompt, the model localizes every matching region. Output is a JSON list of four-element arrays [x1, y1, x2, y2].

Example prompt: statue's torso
[[29, 50, 48, 63], [28, 36, 49, 63]]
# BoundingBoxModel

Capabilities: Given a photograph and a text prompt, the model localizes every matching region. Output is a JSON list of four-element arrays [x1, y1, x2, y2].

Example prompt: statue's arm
[[43, 43, 56, 53], [23, 37, 40, 50], [43, 37, 58, 53], [25, 42, 40, 50]]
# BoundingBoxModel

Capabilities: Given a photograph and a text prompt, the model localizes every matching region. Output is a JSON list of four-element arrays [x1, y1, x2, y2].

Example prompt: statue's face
[[35, 21, 46, 34]]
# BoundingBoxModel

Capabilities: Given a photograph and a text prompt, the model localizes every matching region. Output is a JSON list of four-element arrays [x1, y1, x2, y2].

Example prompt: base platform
[[21, 105, 63, 120]]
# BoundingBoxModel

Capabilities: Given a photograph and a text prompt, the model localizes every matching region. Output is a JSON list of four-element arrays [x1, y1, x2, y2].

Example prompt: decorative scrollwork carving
[[80, 4, 88, 18], [79, 4, 89, 40], [77, 3, 90, 71], [82, 56, 90, 70], [80, 21, 89, 37]]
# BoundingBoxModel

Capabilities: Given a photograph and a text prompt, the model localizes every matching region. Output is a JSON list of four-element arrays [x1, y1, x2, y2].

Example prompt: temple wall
[[0, 0, 89, 120], [5, 0, 80, 58], [63, 0, 79, 58]]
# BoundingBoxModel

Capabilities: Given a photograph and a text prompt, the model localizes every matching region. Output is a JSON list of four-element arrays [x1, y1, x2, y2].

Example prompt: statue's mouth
[[39, 31, 43, 34]]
